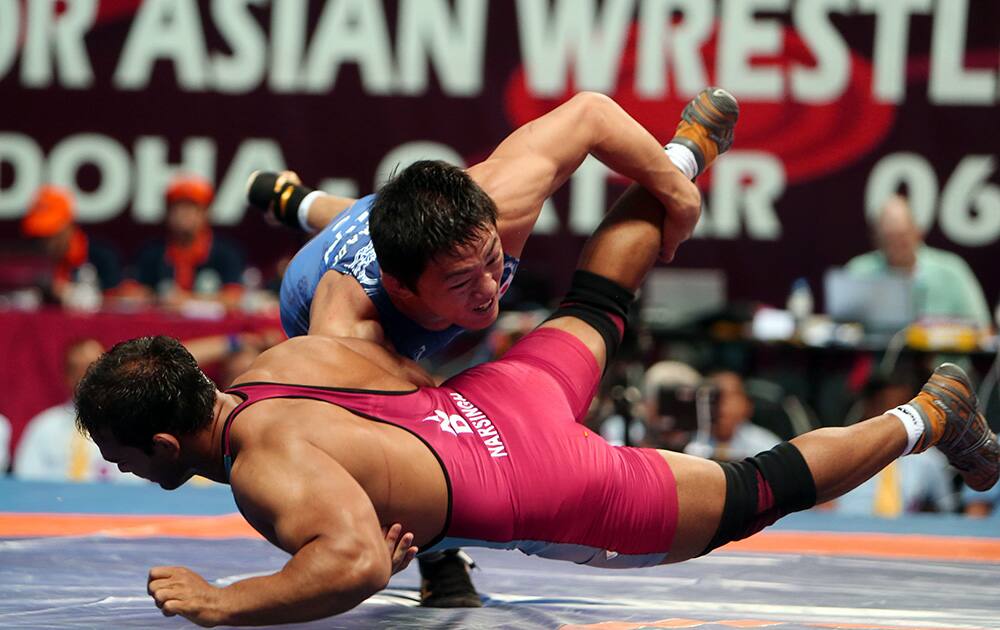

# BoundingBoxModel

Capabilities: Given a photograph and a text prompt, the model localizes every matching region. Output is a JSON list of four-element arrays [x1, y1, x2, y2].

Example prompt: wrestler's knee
[[700, 442, 817, 555]]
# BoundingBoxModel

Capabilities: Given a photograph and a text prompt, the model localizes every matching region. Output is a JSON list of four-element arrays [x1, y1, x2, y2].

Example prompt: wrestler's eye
[[449, 278, 472, 290]]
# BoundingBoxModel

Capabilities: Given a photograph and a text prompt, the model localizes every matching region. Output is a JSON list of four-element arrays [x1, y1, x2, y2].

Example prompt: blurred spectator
[[604, 360, 703, 450], [20, 185, 123, 309], [831, 373, 956, 516], [688, 371, 781, 461], [135, 175, 245, 310], [0, 412, 10, 473], [963, 484, 999, 518], [846, 195, 991, 329], [14, 338, 134, 482]]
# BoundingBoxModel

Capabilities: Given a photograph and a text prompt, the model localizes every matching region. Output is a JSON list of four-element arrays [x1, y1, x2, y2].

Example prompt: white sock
[[886, 404, 926, 456], [298, 190, 324, 233], [665, 143, 699, 180]]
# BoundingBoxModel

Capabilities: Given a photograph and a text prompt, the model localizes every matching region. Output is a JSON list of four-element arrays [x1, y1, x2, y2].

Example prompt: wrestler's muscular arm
[[148, 442, 392, 626], [468, 92, 699, 261]]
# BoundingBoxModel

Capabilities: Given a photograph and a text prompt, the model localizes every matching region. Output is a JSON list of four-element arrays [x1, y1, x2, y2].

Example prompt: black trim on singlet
[[219, 381, 453, 553], [228, 380, 421, 396]]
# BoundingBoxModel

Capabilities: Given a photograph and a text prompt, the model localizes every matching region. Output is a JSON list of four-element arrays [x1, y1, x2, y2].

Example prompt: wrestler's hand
[[275, 170, 302, 190], [147, 566, 226, 627], [383, 523, 418, 575], [248, 169, 305, 228]]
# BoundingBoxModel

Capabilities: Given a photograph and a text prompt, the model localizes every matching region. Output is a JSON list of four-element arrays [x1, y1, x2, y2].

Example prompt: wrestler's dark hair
[[370, 160, 498, 291], [74, 336, 216, 452]]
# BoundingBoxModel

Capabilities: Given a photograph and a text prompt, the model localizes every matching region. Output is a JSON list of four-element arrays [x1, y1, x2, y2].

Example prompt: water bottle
[[67, 264, 102, 312], [786, 278, 813, 324]]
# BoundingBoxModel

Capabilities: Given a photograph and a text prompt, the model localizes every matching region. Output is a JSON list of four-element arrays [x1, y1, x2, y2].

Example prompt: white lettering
[[114, 0, 208, 90], [929, 0, 997, 105], [718, 0, 788, 99], [533, 199, 560, 235], [268, 0, 307, 92], [516, 0, 634, 96], [568, 156, 612, 235], [22, 0, 96, 88], [701, 152, 785, 240], [938, 156, 1000, 247], [397, 0, 487, 96], [211, 0, 267, 94], [0, 0, 17, 81], [864, 152, 938, 231], [304, 0, 394, 94], [791, 0, 851, 103], [857, 0, 932, 103], [133, 137, 216, 224], [49, 134, 131, 222], [636, 0, 712, 98], [213, 139, 286, 225], [0, 133, 44, 218]]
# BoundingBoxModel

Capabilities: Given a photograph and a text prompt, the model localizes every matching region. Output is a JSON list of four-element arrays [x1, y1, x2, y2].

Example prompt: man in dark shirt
[[135, 175, 245, 309], [21, 185, 123, 308]]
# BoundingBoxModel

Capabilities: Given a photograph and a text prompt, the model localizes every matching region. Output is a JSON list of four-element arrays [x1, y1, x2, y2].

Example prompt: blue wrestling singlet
[[279, 194, 520, 360]]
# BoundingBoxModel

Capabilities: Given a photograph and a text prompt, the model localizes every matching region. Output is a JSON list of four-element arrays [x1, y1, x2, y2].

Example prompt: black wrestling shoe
[[418, 549, 483, 608]]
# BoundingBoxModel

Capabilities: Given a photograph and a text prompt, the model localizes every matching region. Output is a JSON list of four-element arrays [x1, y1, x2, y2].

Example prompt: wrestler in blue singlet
[[279, 194, 520, 360]]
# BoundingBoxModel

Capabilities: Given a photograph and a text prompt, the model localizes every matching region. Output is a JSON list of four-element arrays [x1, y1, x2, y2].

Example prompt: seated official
[[21, 185, 123, 309], [847, 195, 992, 329], [134, 175, 245, 310]]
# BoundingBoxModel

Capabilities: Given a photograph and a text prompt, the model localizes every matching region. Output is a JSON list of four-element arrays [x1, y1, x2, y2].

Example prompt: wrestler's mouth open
[[473, 297, 495, 313]]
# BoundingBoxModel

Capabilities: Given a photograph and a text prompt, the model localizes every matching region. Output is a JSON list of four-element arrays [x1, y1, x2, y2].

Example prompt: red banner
[[1, 0, 998, 309]]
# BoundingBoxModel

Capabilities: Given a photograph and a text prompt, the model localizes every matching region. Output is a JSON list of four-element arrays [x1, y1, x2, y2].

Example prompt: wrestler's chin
[[461, 297, 499, 330], [158, 471, 195, 491]]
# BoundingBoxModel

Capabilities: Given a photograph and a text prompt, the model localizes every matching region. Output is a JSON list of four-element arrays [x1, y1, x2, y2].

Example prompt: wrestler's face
[[92, 430, 193, 490], [415, 226, 504, 330]]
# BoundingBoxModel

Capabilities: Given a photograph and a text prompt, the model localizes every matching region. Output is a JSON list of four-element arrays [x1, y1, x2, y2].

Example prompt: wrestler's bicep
[[231, 445, 385, 558]]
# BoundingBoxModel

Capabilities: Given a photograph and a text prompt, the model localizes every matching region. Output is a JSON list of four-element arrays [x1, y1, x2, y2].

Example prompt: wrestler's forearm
[[580, 95, 700, 233], [305, 194, 357, 232], [481, 93, 698, 257], [219, 540, 387, 625], [576, 184, 673, 293]]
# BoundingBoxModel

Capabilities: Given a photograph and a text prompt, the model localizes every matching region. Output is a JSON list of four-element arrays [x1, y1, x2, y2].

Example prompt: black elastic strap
[[701, 442, 816, 555], [545, 270, 634, 360]]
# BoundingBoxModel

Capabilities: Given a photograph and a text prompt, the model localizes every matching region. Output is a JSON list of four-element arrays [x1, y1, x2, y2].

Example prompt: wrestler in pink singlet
[[222, 328, 680, 568]]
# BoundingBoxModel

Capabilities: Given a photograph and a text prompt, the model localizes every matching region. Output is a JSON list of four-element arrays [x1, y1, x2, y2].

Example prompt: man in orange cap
[[21, 185, 123, 308], [135, 175, 245, 309]]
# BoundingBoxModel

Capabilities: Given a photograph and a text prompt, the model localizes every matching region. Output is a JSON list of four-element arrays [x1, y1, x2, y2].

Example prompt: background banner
[[1, 0, 997, 307]]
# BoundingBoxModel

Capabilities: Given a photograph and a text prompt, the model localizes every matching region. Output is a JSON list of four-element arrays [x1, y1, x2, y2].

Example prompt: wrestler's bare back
[[223, 336, 449, 547]]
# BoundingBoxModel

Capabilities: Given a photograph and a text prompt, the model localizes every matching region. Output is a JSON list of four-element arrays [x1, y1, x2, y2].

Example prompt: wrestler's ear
[[382, 273, 416, 297], [150, 433, 181, 461]]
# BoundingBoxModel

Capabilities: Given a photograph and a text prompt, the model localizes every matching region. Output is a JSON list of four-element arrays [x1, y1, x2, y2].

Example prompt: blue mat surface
[[2, 479, 999, 628]]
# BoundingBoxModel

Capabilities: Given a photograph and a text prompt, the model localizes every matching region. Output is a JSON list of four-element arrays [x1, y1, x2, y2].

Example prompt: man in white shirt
[[14, 338, 134, 482]]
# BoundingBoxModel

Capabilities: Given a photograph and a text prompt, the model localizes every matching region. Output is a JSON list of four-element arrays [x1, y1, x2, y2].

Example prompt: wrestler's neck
[[184, 391, 242, 484], [382, 274, 453, 331]]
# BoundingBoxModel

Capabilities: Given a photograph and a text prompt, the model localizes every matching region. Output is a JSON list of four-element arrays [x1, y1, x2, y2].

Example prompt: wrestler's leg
[[662, 363, 998, 564], [656, 413, 906, 563]]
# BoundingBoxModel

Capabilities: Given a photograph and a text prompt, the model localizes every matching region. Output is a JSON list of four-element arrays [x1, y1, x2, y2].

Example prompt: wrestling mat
[[2, 479, 998, 629]]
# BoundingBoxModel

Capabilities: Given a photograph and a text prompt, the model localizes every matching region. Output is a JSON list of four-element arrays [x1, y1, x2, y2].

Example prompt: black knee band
[[246, 171, 315, 231], [545, 270, 633, 359], [702, 442, 817, 555]]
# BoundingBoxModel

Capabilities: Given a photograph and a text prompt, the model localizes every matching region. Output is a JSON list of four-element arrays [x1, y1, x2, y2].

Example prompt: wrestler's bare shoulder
[[234, 336, 413, 392]]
